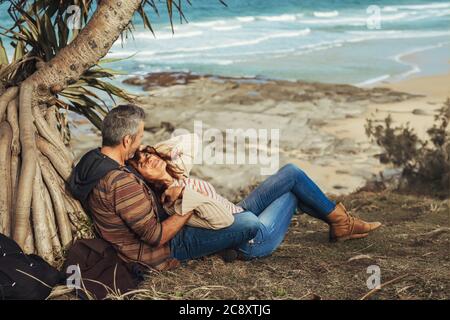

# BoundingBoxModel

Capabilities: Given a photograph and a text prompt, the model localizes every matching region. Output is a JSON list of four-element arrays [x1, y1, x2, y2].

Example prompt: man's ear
[[123, 134, 132, 148]]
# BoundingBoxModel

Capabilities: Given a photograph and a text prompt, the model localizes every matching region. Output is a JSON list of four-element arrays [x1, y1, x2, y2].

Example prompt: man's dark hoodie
[[68, 148, 120, 209]]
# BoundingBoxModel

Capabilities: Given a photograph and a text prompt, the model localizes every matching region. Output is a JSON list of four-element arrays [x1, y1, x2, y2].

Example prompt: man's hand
[[158, 211, 194, 247]]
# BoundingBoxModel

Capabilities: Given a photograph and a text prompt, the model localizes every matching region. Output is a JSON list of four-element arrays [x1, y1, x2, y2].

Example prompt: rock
[[412, 108, 429, 116], [123, 76, 147, 86]]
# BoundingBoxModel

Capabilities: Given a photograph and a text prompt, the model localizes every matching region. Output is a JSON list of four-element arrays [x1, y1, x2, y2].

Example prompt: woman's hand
[[162, 186, 184, 207]]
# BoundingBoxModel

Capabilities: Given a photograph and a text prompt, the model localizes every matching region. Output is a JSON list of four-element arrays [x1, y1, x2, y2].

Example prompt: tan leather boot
[[326, 202, 381, 242]]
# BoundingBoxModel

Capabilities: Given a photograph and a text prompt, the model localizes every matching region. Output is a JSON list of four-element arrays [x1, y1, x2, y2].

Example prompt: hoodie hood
[[68, 148, 120, 207]]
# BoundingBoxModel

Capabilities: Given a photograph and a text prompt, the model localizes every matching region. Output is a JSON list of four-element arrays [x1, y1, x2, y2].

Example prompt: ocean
[[1, 0, 449, 87]]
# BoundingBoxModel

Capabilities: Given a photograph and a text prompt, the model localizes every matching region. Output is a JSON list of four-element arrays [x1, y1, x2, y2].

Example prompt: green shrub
[[365, 99, 450, 197]]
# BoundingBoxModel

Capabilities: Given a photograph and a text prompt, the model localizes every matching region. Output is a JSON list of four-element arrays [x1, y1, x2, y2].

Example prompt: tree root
[[32, 163, 54, 264], [0, 121, 13, 236], [36, 135, 72, 181], [0, 86, 18, 122], [39, 153, 73, 247], [14, 81, 36, 247], [33, 104, 73, 164]]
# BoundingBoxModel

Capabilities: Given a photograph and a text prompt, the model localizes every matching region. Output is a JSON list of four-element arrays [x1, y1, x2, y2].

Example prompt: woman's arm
[[169, 187, 235, 230], [153, 133, 201, 177]]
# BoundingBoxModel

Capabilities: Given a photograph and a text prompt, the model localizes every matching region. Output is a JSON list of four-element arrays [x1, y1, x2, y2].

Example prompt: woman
[[129, 134, 381, 261]]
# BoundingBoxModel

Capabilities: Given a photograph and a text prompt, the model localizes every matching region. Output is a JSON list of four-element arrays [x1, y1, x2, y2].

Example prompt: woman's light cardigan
[[154, 133, 238, 230]]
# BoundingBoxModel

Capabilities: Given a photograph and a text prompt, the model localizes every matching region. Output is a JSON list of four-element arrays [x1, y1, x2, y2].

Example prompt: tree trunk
[[29, 0, 142, 94], [0, 0, 143, 264]]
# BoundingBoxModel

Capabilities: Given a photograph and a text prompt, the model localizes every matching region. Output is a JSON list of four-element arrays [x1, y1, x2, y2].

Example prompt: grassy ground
[[132, 188, 449, 300], [50, 187, 449, 300]]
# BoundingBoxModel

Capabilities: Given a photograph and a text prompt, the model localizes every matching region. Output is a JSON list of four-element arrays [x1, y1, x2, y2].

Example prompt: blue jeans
[[170, 211, 260, 261], [170, 163, 336, 261], [237, 163, 336, 259]]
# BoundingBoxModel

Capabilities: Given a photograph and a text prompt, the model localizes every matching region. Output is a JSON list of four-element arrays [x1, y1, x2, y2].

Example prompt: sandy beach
[[319, 73, 450, 191], [324, 73, 450, 141]]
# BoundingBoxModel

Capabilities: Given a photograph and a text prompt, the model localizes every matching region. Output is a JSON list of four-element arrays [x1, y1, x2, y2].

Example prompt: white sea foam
[[259, 14, 297, 21], [382, 6, 399, 12], [355, 74, 391, 87], [106, 51, 141, 58], [313, 10, 339, 18], [298, 10, 421, 26], [386, 2, 450, 10], [347, 30, 450, 42], [154, 29, 311, 54], [133, 31, 203, 40], [212, 25, 242, 31], [236, 16, 255, 22], [392, 41, 450, 63], [297, 16, 366, 25], [190, 20, 227, 27]]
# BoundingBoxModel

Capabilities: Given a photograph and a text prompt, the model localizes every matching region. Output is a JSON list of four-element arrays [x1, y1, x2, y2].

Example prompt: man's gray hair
[[101, 104, 145, 147]]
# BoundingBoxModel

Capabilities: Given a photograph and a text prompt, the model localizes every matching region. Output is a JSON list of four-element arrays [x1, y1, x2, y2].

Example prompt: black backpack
[[0, 233, 65, 300]]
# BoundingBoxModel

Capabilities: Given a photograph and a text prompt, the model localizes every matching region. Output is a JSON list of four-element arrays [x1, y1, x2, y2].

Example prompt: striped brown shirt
[[87, 167, 178, 271]]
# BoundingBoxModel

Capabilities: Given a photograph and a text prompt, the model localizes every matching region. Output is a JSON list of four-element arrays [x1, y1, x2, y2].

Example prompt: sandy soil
[[323, 73, 450, 143]]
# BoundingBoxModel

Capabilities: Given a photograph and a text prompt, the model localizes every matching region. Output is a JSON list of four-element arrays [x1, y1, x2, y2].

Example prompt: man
[[69, 104, 259, 270]]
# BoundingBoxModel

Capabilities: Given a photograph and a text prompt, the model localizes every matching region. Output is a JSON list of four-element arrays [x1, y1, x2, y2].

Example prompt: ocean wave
[[212, 25, 242, 31], [355, 74, 391, 87], [313, 10, 339, 18], [106, 51, 142, 58], [269, 40, 344, 59], [259, 14, 297, 21], [297, 17, 365, 25], [132, 31, 203, 40], [236, 16, 255, 22], [347, 30, 450, 41], [190, 20, 227, 27], [385, 2, 450, 11], [136, 56, 236, 66], [155, 29, 311, 54], [382, 6, 398, 12], [381, 12, 411, 21], [392, 41, 450, 62], [297, 10, 431, 26]]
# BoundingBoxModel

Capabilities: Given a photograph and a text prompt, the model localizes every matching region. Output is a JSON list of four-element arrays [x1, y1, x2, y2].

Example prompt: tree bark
[[28, 0, 142, 94], [36, 136, 72, 181], [6, 99, 20, 220], [32, 163, 54, 263], [39, 154, 72, 247], [13, 82, 36, 246], [33, 105, 73, 163], [0, 122, 12, 236], [0, 87, 18, 121]]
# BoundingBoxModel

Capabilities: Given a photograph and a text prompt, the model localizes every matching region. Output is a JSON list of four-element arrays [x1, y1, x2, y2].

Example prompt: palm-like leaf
[[0, 0, 226, 127]]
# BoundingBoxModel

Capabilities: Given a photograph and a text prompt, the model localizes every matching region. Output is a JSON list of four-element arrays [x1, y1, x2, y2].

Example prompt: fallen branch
[[360, 274, 410, 300]]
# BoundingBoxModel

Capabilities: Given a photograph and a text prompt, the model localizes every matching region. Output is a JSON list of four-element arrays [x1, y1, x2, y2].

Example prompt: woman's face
[[133, 150, 169, 182]]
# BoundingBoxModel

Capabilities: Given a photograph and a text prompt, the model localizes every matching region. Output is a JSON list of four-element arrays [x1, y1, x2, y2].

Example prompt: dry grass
[[50, 188, 450, 300]]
